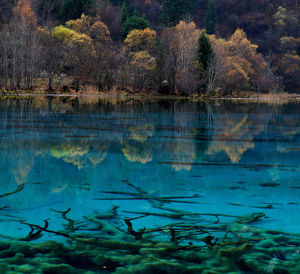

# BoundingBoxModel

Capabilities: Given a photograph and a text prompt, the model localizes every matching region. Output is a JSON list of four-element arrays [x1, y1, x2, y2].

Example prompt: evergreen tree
[[110, 0, 130, 7], [60, 0, 96, 21], [204, 0, 217, 35], [121, 15, 150, 40], [160, 0, 194, 26], [121, 1, 128, 24], [196, 30, 214, 70]]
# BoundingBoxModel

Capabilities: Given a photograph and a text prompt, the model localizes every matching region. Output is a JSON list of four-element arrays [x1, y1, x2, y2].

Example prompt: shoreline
[[1, 90, 300, 102]]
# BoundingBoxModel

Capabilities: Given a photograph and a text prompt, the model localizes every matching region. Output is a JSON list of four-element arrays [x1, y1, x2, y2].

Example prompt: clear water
[[0, 96, 300, 241]]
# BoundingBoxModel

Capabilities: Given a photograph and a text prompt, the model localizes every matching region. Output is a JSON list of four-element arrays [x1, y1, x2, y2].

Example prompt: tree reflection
[[207, 114, 255, 163], [206, 102, 270, 164], [121, 124, 154, 164], [157, 101, 212, 171], [1, 96, 299, 200]]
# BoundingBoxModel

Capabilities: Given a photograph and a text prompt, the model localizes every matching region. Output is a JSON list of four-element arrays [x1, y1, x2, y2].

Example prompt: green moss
[[257, 239, 278, 248], [15, 264, 36, 273], [115, 259, 186, 274], [40, 263, 77, 274], [0, 208, 297, 273]]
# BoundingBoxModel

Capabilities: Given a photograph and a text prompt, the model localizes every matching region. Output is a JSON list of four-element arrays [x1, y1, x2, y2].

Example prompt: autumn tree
[[276, 54, 300, 92], [120, 28, 157, 91], [65, 13, 95, 34], [130, 50, 156, 91], [161, 21, 200, 94], [0, 24, 10, 89], [124, 28, 157, 53], [52, 25, 95, 92], [90, 21, 112, 43], [211, 28, 267, 92], [65, 15, 113, 90], [31, 0, 59, 26], [90, 21, 114, 91], [38, 27, 63, 91], [96, 0, 121, 40], [6, 0, 39, 90]]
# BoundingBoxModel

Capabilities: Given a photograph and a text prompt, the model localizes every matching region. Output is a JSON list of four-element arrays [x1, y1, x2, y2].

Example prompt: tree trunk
[[48, 73, 54, 91], [75, 77, 80, 92]]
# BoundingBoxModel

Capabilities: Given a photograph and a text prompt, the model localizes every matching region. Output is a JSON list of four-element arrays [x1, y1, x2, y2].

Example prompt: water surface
[[0, 96, 300, 271]]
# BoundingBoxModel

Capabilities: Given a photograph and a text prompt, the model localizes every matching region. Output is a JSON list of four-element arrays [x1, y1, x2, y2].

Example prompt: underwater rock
[[115, 259, 186, 274], [257, 239, 278, 248], [219, 243, 253, 257], [0, 207, 298, 273], [40, 263, 78, 274]]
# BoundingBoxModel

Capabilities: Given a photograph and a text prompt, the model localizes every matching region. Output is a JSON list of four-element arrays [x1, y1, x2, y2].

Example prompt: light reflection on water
[[0, 96, 300, 239]]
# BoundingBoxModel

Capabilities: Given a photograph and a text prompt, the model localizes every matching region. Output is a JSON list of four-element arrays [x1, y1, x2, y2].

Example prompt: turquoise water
[[1, 96, 300, 272]]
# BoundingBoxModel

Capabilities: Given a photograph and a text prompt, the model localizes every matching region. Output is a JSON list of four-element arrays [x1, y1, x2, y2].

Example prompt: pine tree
[[120, 15, 150, 40], [60, 0, 96, 21], [204, 0, 217, 35], [160, 0, 194, 26], [196, 30, 214, 70], [121, 1, 128, 24]]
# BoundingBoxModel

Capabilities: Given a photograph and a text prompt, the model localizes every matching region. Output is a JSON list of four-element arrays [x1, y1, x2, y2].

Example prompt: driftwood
[[0, 183, 24, 198]]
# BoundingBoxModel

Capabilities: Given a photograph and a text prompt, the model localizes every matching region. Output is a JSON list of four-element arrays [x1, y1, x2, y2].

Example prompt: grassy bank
[[1, 85, 300, 103]]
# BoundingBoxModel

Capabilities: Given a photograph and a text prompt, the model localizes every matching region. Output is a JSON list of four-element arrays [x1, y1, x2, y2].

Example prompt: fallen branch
[[0, 183, 25, 198]]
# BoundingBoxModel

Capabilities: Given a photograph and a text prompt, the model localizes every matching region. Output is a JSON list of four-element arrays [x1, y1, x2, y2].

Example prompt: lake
[[0, 96, 299, 273]]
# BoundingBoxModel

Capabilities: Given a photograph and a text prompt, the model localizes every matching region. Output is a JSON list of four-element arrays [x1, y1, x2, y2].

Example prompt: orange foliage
[[13, 0, 37, 27], [211, 28, 267, 91]]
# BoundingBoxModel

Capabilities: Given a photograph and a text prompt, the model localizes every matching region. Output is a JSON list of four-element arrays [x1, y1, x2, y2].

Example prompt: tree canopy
[[60, 0, 96, 21], [204, 0, 216, 35]]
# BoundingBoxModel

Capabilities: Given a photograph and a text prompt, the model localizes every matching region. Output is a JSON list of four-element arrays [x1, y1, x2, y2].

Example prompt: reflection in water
[[121, 124, 154, 164], [0, 97, 299, 234], [1, 97, 300, 271], [208, 114, 256, 163]]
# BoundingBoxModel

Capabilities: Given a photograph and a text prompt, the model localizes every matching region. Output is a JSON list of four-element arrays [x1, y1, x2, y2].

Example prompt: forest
[[0, 0, 299, 95]]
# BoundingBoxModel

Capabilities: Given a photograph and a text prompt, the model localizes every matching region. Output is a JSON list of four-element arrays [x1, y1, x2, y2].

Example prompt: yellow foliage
[[37, 26, 51, 42], [274, 6, 288, 29], [128, 124, 154, 142], [207, 115, 256, 163], [65, 14, 111, 44], [50, 142, 90, 169], [174, 21, 200, 52], [52, 25, 76, 41], [280, 37, 297, 53], [281, 54, 300, 75], [125, 28, 157, 52], [52, 26, 95, 62], [121, 140, 153, 164], [66, 14, 94, 35], [90, 21, 112, 43], [69, 32, 94, 50], [130, 51, 156, 72], [161, 21, 200, 93], [175, 20, 197, 33], [210, 28, 266, 90], [227, 29, 258, 63], [121, 124, 154, 164]]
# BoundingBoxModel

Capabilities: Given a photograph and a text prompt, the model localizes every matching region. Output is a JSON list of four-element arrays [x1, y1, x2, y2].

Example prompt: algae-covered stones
[[40, 263, 77, 274]]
